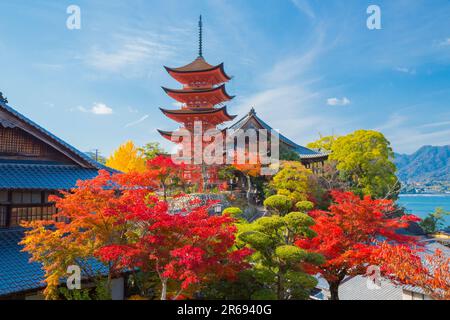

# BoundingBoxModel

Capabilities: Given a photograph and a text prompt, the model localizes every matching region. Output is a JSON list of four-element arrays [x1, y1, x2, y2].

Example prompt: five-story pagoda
[[158, 16, 236, 190]]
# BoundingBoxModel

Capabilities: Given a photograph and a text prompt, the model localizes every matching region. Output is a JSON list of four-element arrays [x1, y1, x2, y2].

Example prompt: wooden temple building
[[0, 91, 112, 298], [228, 107, 328, 171]]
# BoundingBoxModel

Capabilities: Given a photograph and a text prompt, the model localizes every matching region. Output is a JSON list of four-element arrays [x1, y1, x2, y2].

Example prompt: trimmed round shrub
[[263, 195, 292, 215], [222, 207, 243, 218], [295, 201, 314, 212]]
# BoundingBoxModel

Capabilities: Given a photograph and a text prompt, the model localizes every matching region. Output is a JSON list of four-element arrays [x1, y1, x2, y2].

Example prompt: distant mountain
[[394, 145, 450, 183]]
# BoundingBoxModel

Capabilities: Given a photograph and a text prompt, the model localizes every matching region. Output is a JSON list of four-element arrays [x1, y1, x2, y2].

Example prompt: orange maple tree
[[20, 170, 151, 299], [231, 151, 262, 202], [371, 242, 450, 300], [21, 169, 250, 300]]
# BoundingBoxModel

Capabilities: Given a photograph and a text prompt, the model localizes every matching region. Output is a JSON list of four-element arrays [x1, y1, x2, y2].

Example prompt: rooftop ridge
[[0, 100, 108, 170], [229, 108, 329, 157]]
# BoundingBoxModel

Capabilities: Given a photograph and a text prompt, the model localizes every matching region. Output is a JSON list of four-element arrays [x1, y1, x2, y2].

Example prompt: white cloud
[[233, 84, 338, 146], [373, 113, 450, 153], [395, 67, 416, 75], [264, 25, 326, 85], [79, 26, 190, 78], [33, 63, 64, 71], [385, 126, 450, 154], [374, 113, 408, 132], [125, 115, 149, 128], [85, 38, 172, 72], [439, 38, 450, 46], [290, 0, 316, 19], [43, 102, 55, 108], [326, 97, 351, 106], [78, 103, 113, 115], [420, 120, 450, 128], [127, 106, 139, 113], [231, 23, 350, 146]]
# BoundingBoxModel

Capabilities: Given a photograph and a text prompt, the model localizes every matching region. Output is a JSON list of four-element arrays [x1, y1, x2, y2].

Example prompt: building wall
[[0, 126, 71, 163], [111, 277, 125, 300], [402, 289, 432, 300]]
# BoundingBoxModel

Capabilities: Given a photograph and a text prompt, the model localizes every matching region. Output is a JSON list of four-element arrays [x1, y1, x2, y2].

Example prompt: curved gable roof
[[0, 100, 108, 170], [229, 108, 329, 158]]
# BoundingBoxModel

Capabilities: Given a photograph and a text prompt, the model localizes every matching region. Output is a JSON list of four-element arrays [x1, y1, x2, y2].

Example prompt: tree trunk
[[160, 278, 168, 300], [245, 174, 252, 203], [107, 263, 113, 299], [162, 183, 167, 202], [329, 281, 341, 300], [277, 274, 284, 300]]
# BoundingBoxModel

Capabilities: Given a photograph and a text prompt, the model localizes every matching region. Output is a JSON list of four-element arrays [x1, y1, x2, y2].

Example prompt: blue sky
[[1, 0, 450, 156]]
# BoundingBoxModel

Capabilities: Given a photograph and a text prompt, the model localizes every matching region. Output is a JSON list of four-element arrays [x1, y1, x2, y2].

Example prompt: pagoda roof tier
[[164, 58, 231, 85], [159, 106, 236, 124], [157, 129, 174, 141], [167, 56, 214, 72], [162, 84, 234, 107]]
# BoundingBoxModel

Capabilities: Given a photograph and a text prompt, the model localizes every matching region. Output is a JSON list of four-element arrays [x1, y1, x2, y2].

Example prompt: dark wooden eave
[[161, 84, 235, 100], [159, 106, 236, 119]]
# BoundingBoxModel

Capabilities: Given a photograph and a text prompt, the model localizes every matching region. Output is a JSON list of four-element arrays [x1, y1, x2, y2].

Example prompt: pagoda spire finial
[[198, 15, 203, 57]]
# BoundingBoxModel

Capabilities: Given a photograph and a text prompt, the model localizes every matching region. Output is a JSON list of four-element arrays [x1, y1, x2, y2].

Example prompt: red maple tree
[[146, 155, 185, 201], [96, 196, 252, 299], [21, 170, 159, 299], [22, 169, 250, 300], [295, 190, 420, 300]]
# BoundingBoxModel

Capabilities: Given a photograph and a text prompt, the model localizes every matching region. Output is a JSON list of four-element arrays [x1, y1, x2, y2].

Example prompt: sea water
[[397, 194, 450, 226]]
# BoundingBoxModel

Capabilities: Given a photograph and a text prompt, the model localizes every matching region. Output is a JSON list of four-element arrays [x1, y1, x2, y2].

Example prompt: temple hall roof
[[0, 227, 109, 297], [228, 108, 329, 159], [0, 161, 102, 190]]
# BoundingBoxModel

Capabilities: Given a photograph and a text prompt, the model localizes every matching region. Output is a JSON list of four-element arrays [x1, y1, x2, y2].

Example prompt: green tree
[[201, 269, 265, 300], [310, 130, 399, 199], [295, 201, 314, 212], [306, 134, 338, 152], [236, 211, 324, 300], [280, 145, 301, 161], [308, 160, 350, 209], [222, 207, 244, 220], [420, 208, 450, 234], [140, 142, 165, 160], [218, 165, 236, 182], [263, 195, 292, 216], [270, 161, 313, 204]]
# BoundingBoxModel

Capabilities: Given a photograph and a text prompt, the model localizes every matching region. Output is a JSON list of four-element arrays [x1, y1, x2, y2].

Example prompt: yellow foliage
[[106, 141, 147, 173], [270, 161, 312, 204]]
